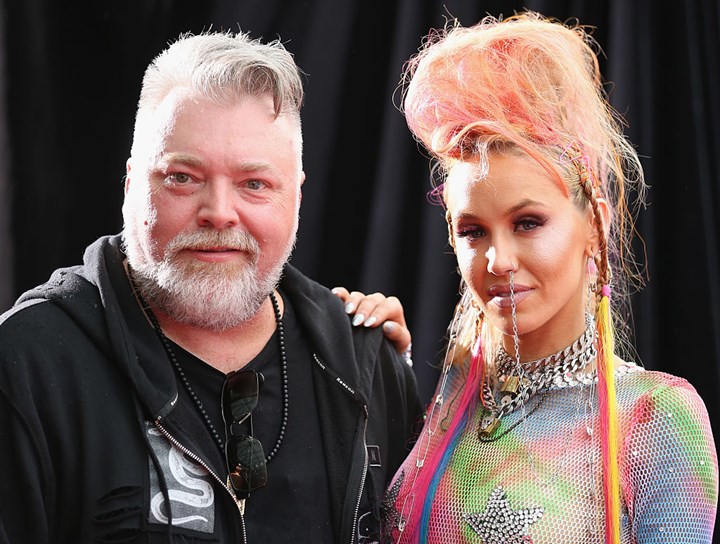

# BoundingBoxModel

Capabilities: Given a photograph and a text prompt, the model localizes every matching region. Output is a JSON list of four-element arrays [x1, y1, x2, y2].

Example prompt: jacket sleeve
[[0, 371, 53, 543], [374, 337, 424, 478], [0, 302, 78, 544]]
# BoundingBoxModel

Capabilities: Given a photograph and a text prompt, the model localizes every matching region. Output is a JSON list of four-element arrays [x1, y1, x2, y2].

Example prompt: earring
[[585, 255, 598, 317], [475, 307, 483, 342], [586, 256, 598, 293]]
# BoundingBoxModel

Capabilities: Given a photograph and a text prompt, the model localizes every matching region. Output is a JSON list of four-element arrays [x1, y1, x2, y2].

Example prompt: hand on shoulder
[[331, 287, 412, 364]]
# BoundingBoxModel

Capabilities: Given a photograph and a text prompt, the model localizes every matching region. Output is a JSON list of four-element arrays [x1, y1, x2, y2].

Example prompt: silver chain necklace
[[395, 272, 597, 536], [478, 273, 596, 437]]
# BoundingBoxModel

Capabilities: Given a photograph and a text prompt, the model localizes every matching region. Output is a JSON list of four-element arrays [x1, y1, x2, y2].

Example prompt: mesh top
[[384, 363, 718, 543]]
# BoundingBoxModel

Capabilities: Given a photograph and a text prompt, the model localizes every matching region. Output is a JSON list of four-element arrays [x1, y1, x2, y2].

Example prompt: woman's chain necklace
[[478, 274, 596, 437], [478, 318, 596, 436], [130, 274, 289, 462], [397, 272, 597, 534]]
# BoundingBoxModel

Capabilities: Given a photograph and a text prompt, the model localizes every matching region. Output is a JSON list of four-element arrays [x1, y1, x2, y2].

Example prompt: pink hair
[[400, 11, 649, 544]]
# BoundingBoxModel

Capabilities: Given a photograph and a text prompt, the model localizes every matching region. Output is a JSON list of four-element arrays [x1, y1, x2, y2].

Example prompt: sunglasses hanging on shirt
[[222, 370, 268, 498]]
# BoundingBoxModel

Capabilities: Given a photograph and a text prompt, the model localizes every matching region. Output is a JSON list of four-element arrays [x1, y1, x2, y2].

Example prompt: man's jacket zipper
[[154, 419, 249, 544]]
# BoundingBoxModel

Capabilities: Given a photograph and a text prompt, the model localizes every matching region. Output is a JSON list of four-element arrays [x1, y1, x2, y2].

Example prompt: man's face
[[123, 91, 304, 329]]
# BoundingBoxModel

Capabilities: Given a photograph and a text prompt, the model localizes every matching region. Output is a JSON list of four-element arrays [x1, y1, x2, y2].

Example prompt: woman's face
[[445, 151, 597, 358]]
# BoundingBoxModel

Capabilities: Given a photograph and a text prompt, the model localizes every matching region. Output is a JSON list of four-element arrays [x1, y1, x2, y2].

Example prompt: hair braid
[[578, 167, 611, 292]]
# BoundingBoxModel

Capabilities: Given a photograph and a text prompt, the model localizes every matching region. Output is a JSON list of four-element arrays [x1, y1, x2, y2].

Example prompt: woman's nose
[[485, 240, 516, 276]]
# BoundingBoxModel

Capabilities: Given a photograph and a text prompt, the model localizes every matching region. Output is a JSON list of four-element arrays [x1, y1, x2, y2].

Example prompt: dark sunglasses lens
[[223, 371, 260, 422], [226, 435, 267, 493]]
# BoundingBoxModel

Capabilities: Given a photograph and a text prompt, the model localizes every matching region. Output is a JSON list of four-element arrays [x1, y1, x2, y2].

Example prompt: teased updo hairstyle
[[403, 11, 644, 358]]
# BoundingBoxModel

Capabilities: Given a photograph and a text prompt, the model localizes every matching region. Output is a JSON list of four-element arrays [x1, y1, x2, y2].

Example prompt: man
[[0, 32, 421, 543]]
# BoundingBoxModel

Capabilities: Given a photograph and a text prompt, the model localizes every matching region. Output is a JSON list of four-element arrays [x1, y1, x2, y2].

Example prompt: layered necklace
[[394, 271, 597, 538], [128, 270, 289, 461], [478, 312, 597, 438]]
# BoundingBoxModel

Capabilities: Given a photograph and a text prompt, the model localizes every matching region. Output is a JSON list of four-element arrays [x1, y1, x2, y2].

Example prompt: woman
[[382, 12, 718, 544]]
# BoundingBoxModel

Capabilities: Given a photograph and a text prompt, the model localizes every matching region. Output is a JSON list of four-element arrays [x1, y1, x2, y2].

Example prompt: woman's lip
[[489, 289, 532, 308]]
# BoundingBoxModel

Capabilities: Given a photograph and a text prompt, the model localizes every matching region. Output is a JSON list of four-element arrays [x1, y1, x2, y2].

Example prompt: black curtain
[[2, 1, 719, 531]]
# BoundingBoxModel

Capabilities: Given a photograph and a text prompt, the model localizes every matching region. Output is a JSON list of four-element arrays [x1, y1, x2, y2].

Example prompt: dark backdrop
[[1, 1, 719, 530]]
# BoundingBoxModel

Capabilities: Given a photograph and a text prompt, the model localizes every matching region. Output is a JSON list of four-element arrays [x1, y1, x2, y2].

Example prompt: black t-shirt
[[169, 291, 334, 542]]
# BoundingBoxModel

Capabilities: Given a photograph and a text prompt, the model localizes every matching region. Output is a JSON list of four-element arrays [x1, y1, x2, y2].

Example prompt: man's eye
[[166, 173, 193, 184], [246, 180, 265, 190]]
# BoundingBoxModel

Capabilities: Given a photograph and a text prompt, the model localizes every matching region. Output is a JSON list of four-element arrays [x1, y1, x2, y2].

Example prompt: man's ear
[[124, 160, 132, 194]]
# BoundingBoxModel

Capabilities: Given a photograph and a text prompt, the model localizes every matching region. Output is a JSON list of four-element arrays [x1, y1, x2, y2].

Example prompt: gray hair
[[131, 31, 304, 156]]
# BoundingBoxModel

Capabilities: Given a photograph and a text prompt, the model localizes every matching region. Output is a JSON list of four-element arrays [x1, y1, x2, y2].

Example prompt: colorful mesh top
[[384, 363, 718, 543]]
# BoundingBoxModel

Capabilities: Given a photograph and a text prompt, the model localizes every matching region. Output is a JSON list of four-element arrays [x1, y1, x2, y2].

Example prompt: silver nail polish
[[352, 314, 365, 326]]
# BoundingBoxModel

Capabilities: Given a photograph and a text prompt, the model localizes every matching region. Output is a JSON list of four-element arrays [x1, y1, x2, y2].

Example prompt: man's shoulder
[[281, 264, 337, 301], [0, 259, 111, 362], [281, 265, 397, 373], [0, 286, 96, 348], [280, 264, 349, 326], [0, 297, 51, 331]]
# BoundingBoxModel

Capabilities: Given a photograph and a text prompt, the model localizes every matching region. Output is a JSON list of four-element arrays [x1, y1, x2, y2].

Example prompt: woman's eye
[[514, 218, 544, 232], [456, 226, 485, 239], [166, 173, 193, 185]]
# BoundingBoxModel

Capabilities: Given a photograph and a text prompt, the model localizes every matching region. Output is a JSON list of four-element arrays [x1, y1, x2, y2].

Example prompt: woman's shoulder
[[617, 364, 713, 426], [618, 363, 699, 396]]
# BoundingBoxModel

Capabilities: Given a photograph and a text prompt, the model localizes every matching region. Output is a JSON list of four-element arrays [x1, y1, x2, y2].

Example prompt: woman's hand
[[331, 287, 413, 366]]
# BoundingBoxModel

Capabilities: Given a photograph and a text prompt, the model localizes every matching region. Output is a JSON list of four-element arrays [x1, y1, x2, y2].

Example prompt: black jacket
[[0, 235, 422, 543]]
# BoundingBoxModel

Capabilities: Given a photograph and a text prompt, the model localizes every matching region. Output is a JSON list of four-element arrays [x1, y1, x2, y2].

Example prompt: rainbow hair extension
[[405, 335, 484, 542], [574, 144, 622, 544], [419, 409, 467, 542], [596, 284, 620, 544]]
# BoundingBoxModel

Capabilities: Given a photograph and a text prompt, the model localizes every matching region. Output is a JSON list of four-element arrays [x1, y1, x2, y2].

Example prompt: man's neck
[[154, 291, 283, 374]]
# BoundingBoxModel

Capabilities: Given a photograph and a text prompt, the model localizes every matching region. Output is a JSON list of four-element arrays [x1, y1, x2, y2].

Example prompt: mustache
[[164, 230, 260, 261]]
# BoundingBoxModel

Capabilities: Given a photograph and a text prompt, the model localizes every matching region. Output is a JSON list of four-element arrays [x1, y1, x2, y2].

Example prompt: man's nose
[[197, 183, 239, 229]]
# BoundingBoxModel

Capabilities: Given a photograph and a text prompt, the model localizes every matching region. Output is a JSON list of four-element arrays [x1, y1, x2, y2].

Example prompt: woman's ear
[[445, 209, 456, 250]]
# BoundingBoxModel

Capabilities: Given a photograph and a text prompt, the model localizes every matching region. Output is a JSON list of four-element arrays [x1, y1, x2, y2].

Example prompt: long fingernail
[[383, 321, 396, 333], [331, 287, 341, 294], [344, 302, 355, 314], [363, 316, 377, 327], [352, 313, 365, 326]]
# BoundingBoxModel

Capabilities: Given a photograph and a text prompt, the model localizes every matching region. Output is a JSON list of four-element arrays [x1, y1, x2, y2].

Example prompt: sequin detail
[[463, 486, 544, 543]]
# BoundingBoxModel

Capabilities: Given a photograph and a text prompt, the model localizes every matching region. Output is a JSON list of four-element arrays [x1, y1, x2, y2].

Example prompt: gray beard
[[125, 229, 287, 330]]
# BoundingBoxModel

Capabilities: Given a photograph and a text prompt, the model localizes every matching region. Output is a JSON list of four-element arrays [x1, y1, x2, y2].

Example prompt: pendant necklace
[[128, 271, 289, 461]]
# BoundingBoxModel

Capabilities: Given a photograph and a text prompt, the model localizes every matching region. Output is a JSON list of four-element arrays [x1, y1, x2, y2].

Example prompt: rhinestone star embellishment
[[463, 486, 544, 544]]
